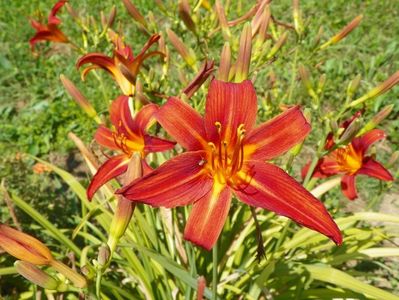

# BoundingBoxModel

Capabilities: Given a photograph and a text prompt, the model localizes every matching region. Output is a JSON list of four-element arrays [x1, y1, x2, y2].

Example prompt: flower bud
[[338, 119, 361, 145], [357, 104, 394, 136], [350, 71, 399, 107], [197, 276, 206, 300], [215, 0, 231, 41], [387, 151, 399, 168], [317, 74, 327, 94], [267, 31, 288, 59], [15, 261, 59, 290], [217, 42, 231, 81], [121, 0, 147, 28], [235, 23, 252, 82], [0, 224, 54, 265], [178, 0, 196, 33], [50, 260, 87, 289], [320, 15, 362, 50], [60, 75, 101, 124], [293, 0, 304, 36], [298, 64, 318, 102], [347, 74, 362, 99], [107, 154, 142, 254], [166, 29, 197, 69], [97, 244, 111, 267]]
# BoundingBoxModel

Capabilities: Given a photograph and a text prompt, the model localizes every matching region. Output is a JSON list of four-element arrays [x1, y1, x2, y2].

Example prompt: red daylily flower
[[87, 95, 175, 200], [118, 79, 342, 250], [77, 33, 163, 96], [302, 117, 393, 200], [29, 0, 69, 51]]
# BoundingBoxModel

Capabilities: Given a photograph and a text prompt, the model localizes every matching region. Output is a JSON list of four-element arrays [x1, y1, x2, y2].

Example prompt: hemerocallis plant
[[118, 79, 342, 250], [77, 32, 162, 96], [303, 126, 393, 200], [29, 0, 69, 51], [87, 95, 175, 200]]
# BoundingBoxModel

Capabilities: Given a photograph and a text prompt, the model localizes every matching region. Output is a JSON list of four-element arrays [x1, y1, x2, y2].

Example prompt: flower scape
[[0, 0, 398, 299]]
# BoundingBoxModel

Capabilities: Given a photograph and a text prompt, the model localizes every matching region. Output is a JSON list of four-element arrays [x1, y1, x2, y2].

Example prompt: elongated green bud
[[235, 23, 252, 82], [179, 0, 196, 33], [338, 119, 361, 145], [357, 104, 394, 136], [15, 261, 59, 290], [166, 29, 197, 69], [217, 42, 231, 81]]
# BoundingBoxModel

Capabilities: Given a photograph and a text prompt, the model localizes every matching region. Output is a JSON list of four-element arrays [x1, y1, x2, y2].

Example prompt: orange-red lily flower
[[29, 0, 69, 51], [87, 95, 175, 199], [303, 116, 393, 200], [77, 33, 162, 96], [118, 79, 342, 250]]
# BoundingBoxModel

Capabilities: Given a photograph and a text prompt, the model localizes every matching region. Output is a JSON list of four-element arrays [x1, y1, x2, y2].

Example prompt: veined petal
[[118, 151, 213, 207], [184, 183, 231, 250], [205, 79, 257, 144], [109, 95, 141, 139], [358, 157, 393, 181], [77, 53, 118, 79], [144, 135, 176, 153], [341, 175, 357, 200], [318, 157, 341, 176], [301, 160, 330, 179], [134, 103, 159, 133], [156, 97, 207, 151], [244, 106, 311, 160], [94, 125, 119, 150], [87, 154, 129, 200], [352, 129, 386, 154], [235, 161, 342, 245]]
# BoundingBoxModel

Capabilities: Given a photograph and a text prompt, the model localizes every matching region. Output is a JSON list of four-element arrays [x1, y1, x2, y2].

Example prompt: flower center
[[205, 122, 248, 187], [334, 144, 362, 174], [112, 121, 143, 157]]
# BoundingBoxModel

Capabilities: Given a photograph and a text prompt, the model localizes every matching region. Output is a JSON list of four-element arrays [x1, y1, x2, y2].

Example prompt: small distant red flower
[[29, 0, 69, 51], [303, 114, 393, 200], [77, 33, 163, 96], [87, 95, 175, 200], [118, 79, 342, 250]]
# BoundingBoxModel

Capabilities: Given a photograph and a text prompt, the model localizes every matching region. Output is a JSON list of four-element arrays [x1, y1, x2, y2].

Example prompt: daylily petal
[[301, 160, 330, 179], [118, 151, 213, 207], [144, 135, 176, 153], [48, 0, 67, 25], [77, 53, 118, 79], [94, 125, 119, 150], [205, 79, 257, 144], [318, 157, 341, 176], [156, 97, 207, 151], [341, 175, 357, 200], [244, 106, 311, 160], [352, 129, 386, 154], [87, 154, 129, 200], [358, 157, 393, 181], [109, 95, 141, 139], [134, 103, 159, 133], [184, 184, 231, 250], [235, 161, 342, 245]]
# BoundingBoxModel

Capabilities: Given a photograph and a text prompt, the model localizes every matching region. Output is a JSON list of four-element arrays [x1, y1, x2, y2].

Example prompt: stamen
[[208, 142, 217, 170]]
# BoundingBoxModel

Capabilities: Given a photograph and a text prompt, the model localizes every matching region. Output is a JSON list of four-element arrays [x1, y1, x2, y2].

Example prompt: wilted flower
[[87, 95, 175, 199], [29, 0, 69, 51], [77, 33, 163, 96], [303, 114, 393, 200], [119, 79, 342, 250]]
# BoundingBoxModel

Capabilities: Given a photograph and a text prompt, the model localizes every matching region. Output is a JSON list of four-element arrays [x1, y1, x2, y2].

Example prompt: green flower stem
[[212, 241, 218, 300]]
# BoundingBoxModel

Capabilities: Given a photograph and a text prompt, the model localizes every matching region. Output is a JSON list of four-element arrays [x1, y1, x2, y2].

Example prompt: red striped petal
[[245, 106, 311, 160], [118, 151, 213, 207], [341, 175, 357, 200], [134, 103, 159, 133], [318, 157, 341, 176], [358, 157, 393, 181], [109, 95, 141, 139], [352, 129, 386, 154], [235, 161, 342, 245], [144, 135, 176, 152], [94, 125, 119, 150], [156, 97, 207, 151], [184, 184, 231, 250], [205, 79, 257, 144], [77, 53, 117, 79], [87, 154, 129, 200]]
